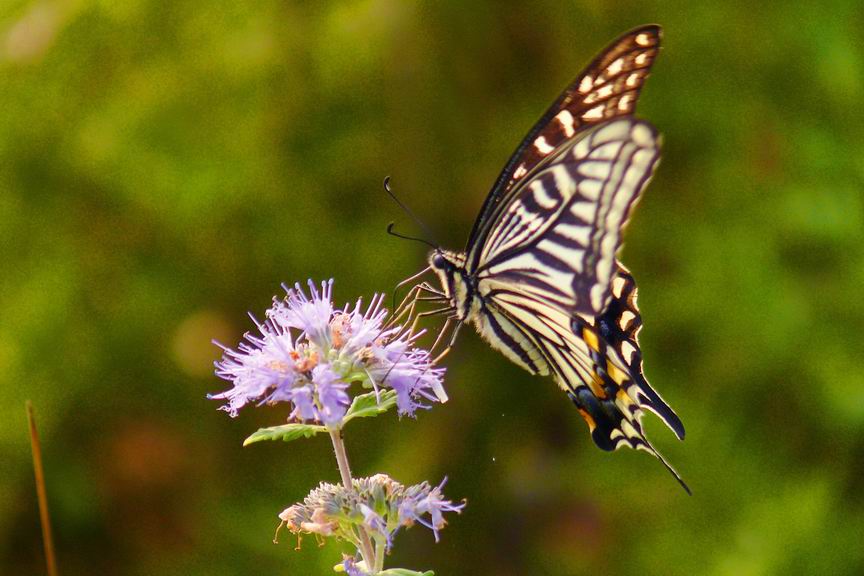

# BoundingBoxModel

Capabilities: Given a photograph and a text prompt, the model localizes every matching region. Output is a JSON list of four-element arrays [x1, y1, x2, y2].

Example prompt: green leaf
[[343, 389, 398, 423], [242, 423, 327, 446]]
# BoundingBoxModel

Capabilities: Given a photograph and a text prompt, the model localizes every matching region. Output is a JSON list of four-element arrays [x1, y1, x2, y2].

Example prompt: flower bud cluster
[[278, 474, 464, 551]]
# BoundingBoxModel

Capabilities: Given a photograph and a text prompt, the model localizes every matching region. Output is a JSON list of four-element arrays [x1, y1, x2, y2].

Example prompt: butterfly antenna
[[387, 222, 437, 249], [383, 176, 440, 248]]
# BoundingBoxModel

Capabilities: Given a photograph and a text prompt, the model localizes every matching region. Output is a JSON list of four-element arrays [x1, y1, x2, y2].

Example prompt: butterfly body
[[421, 25, 688, 491], [430, 249, 553, 376]]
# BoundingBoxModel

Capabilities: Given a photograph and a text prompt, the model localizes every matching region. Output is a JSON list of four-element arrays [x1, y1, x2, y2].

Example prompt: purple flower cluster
[[210, 280, 446, 425], [277, 474, 465, 554]]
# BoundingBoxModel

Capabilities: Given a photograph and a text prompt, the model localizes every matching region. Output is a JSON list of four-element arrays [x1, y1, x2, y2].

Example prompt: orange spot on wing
[[577, 408, 596, 431], [587, 371, 607, 399]]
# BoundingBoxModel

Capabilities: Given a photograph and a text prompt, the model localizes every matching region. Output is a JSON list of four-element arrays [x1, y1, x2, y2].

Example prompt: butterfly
[[398, 24, 688, 492]]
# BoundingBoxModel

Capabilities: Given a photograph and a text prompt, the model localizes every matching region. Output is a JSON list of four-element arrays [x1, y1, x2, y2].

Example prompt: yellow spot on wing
[[582, 105, 605, 120], [606, 359, 628, 385], [618, 93, 633, 111], [582, 327, 600, 352], [555, 110, 576, 137], [534, 136, 555, 154], [513, 164, 527, 179]]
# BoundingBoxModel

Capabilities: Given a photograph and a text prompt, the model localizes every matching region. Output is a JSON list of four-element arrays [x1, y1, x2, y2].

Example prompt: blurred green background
[[2, 1, 864, 574]]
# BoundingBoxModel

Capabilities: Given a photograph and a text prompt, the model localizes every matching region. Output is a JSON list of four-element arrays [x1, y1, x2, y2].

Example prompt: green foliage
[[343, 390, 398, 423], [242, 391, 397, 445], [2, 2, 864, 576], [243, 423, 327, 446]]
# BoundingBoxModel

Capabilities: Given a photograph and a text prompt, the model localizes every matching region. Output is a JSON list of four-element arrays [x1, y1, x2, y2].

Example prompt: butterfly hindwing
[[595, 264, 684, 439], [481, 267, 688, 492], [466, 25, 662, 264], [483, 277, 687, 487]]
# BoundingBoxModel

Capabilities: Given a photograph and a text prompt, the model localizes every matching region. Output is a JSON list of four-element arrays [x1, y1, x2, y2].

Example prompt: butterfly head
[[428, 249, 473, 321]]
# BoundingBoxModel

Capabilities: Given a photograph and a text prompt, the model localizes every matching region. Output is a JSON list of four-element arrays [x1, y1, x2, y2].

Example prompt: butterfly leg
[[417, 282, 445, 296], [428, 316, 456, 356], [395, 265, 433, 291], [379, 313, 453, 401], [408, 305, 454, 337], [390, 283, 423, 320], [391, 318, 461, 405], [388, 283, 429, 329], [389, 267, 433, 321], [388, 282, 447, 330], [431, 320, 463, 365]]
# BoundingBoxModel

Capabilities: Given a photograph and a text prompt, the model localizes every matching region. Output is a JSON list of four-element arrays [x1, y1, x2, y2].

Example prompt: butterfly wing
[[481, 264, 688, 491], [593, 264, 684, 439], [468, 118, 685, 488], [439, 25, 685, 488], [466, 24, 662, 267], [475, 118, 660, 316]]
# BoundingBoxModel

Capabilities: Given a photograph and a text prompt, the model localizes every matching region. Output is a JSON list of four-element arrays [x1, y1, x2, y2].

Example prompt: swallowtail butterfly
[[405, 25, 687, 492]]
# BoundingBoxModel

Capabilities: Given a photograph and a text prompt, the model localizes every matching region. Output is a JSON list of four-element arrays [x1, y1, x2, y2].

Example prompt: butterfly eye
[[432, 253, 448, 270]]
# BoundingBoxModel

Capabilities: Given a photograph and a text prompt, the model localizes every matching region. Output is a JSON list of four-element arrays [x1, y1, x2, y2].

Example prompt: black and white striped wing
[[466, 25, 662, 267], [475, 118, 660, 317]]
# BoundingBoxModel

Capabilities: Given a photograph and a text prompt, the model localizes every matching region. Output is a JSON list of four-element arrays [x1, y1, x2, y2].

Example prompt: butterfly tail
[[596, 264, 686, 440], [568, 386, 691, 494], [627, 366, 686, 440]]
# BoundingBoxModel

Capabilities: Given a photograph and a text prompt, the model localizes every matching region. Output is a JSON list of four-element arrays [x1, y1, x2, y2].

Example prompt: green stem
[[374, 537, 386, 573], [328, 427, 377, 571], [27, 402, 59, 576]]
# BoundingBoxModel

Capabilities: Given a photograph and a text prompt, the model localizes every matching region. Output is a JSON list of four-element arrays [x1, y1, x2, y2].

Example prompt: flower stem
[[27, 402, 58, 576], [374, 537, 386, 573], [328, 427, 377, 571]]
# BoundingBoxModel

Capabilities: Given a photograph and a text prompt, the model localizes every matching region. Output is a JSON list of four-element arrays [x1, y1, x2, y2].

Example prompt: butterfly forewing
[[476, 118, 660, 316], [466, 25, 661, 265]]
